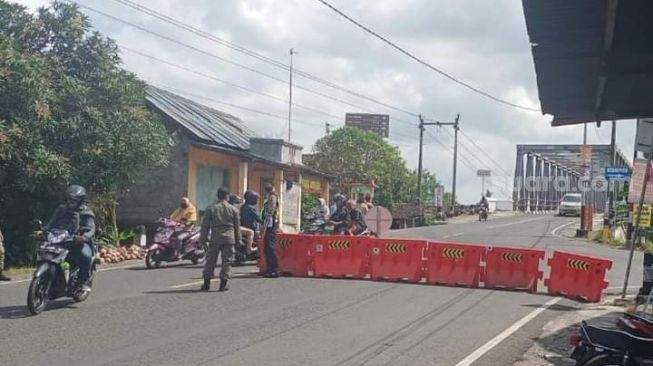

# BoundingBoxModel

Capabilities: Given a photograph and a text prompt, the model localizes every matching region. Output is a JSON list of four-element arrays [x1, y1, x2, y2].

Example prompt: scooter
[[303, 214, 335, 235], [27, 227, 97, 315], [145, 217, 205, 269], [478, 206, 488, 221], [234, 229, 260, 266], [569, 289, 653, 365]]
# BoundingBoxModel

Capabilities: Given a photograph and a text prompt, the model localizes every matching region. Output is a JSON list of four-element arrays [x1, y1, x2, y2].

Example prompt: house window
[[196, 165, 230, 210]]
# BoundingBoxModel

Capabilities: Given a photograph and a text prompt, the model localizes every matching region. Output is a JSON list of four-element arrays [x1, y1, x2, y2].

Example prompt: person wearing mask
[[0, 228, 10, 281], [261, 183, 280, 278], [347, 200, 368, 235], [170, 197, 197, 227], [241, 191, 263, 254], [199, 187, 241, 292], [329, 194, 350, 235], [43, 185, 95, 292], [228, 193, 255, 258]]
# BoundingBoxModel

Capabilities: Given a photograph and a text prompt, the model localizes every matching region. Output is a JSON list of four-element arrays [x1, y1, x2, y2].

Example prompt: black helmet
[[333, 193, 347, 204], [244, 190, 260, 205], [228, 193, 242, 205], [66, 185, 87, 201]]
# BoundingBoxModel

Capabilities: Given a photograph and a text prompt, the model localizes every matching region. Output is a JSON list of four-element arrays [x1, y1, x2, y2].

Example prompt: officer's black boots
[[219, 278, 229, 292], [200, 278, 210, 292]]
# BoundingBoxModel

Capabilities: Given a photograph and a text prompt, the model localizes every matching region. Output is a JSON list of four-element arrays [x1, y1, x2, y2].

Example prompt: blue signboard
[[605, 166, 630, 180]]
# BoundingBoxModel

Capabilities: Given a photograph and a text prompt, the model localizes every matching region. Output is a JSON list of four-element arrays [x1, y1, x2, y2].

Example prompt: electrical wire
[[109, 0, 420, 118], [459, 130, 512, 176], [315, 0, 541, 112]]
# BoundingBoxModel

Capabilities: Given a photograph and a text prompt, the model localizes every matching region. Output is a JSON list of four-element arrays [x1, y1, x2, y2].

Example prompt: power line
[[315, 0, 541, 113], [109, 0, 420, 118], [459, 130, 512, 176], [120, 45, 342, 121]]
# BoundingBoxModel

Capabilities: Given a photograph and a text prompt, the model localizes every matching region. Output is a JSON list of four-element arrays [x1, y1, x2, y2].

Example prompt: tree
[[304, 127, 426, 209], [0, 1, 169, 265]]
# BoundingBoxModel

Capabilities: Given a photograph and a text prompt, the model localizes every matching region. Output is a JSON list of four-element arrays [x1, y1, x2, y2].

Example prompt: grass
[[5, 266, 35, 278]]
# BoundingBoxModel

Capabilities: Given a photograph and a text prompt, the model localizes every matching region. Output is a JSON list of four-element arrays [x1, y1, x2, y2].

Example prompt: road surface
[[0, 214, 643, 366]]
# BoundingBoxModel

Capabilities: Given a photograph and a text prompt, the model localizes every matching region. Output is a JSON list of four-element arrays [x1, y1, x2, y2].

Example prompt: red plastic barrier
[[425, 242, 484, 287], [312, 236, 370, 278], [369, 238, 426, 282], [276, 234, 312, 276], [483, 246, 544, 292], [545, 251, 612, 302]]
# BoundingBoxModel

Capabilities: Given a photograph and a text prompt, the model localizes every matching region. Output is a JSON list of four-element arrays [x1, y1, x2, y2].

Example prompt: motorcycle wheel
[[145, 250, 162, 269], [579, 354, 624, 366], [191, 253, 205, 265], [27, 275, 49, 315]]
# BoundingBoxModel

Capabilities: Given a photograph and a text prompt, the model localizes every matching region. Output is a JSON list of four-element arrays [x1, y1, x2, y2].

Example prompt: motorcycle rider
[[170, 197, 197, 227], [479, 195, 489, 210], [228, 193, 255, 256], [312, 198, 330, 220], [241, 191, 263, 254], [42, 185, 95, 292], [329, 194, 350, 235], [346, 200, 367, 235]]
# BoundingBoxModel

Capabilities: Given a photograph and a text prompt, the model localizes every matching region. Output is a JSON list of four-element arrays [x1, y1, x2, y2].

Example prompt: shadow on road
[[0, 299, 76, 319]]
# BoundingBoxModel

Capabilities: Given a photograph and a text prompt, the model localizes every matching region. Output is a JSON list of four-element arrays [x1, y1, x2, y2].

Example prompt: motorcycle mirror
[[32, 219, 43, 228]]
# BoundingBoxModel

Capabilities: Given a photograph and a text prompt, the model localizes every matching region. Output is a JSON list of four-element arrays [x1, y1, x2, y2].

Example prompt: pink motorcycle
[[145, 218, 205, 269]]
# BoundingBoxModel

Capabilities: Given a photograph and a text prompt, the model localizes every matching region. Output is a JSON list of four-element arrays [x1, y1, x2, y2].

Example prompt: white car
[[558, 193, 582, 216]]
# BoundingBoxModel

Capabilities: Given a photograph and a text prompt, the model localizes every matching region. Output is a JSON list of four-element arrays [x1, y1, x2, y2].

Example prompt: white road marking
[[550, 220, 578, 239], [0, 263, 142, 286], [453, 297, 562, 366], [442, 232, 464, 239], [486, 217, 546, 230], [170, 272, 256, 289]]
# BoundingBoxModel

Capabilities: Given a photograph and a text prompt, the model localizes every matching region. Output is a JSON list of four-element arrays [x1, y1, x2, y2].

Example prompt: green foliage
[[97, 229, 134, 249], [305, 127, 437, 209], [0, 1, 169, 266], [301, 192, 320, 218]]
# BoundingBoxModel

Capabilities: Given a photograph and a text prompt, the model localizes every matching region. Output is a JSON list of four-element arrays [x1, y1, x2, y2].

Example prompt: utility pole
[[325, 122, 332, 135], [608, 120, 617, 227], [287, 48, 297, 142], [452, 114, 460, 211], [417, 114, 460, 220]]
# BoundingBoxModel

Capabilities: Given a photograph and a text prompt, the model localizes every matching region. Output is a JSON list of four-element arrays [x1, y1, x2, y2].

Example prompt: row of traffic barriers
[[259, 234, 612, 303]]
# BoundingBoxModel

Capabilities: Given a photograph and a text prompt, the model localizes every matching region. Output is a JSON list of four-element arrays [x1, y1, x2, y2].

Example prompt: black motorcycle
[[233, 229, 260, 266], [478, 206, 488, 221], [27, 228, 97, 315]]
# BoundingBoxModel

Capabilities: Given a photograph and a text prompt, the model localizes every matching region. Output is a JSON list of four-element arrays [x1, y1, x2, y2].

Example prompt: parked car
[[558, 193, 582, 216]]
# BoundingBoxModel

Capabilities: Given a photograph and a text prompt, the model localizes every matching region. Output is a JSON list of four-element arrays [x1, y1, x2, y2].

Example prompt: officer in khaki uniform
[[199, 187, 241, 292], [0, 228, 11, 281]]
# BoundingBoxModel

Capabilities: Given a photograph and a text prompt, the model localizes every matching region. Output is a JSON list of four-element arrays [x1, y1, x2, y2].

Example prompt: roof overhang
[[522, 0, 653, 126]]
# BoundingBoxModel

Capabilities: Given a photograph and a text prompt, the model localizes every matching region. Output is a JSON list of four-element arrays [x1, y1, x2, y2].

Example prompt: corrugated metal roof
[[146, 85, 255, 151], [522, 0, 653, 125]]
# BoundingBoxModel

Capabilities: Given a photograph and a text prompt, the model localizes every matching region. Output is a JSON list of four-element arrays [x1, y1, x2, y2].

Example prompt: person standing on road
[[0, 228, 11, 281], [199, 187, 241, 292], [261, 183, 280, 278]]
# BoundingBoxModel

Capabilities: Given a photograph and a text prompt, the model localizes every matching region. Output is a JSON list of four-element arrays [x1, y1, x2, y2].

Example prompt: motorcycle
[[145, 217, 205, 269], [27, 228, 97, 315], [303, 214, 335, 235], [478, 206, 488, 221], [569, 290, 653, 365], [234, 229, 260, 266]]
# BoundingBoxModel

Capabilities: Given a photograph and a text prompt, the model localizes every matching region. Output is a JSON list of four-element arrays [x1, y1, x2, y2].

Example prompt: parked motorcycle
[[145, 218, 205, 269], [478, 206, 488, 221], [570, 290, 653, 365], [27, 228, 97, 315], [303, 214, 335, 235]]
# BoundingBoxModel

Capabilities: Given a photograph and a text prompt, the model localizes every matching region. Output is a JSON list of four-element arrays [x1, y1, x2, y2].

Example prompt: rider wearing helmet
[[228, 193, 255, 257], [239, 191, 263, 256], [329, 194, 351, 235], [43, 185, 96, 292]]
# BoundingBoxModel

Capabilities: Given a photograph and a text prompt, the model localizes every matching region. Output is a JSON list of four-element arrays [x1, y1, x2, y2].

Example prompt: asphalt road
[[0, 214, 644, 366]]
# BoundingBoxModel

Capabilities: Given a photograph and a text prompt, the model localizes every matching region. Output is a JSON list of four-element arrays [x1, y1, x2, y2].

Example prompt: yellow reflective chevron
[[384, 243, 407, 253], [567, 258, 590, 271], [501, 252, 523, 263], [328, 240, 351, 250], [442, 247, 465, 259], [277, 238, 293, 249]]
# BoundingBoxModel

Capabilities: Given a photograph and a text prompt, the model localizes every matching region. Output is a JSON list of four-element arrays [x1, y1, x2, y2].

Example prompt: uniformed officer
[[199, 187, 241, 292]]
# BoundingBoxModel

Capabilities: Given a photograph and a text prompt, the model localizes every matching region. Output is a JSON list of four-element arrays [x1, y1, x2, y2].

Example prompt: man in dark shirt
[[329, 194, 350, 235], [347, 200, 367, 235], [261, 183, 280, 278], [200, 187, 241, 292]]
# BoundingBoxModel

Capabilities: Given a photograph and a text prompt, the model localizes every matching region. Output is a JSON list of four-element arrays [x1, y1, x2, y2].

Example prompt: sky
[[14, 0, 638, 203]]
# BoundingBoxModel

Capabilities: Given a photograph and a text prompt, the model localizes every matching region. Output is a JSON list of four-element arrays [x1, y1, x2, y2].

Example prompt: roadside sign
[[434, 185, 444, 207], [628, 158, 653, 204], [476, 169, 491, 177], [580, 145, 592, 176], [365, 206, 393, 234], [605, 166, 630, 180], [345, 113, 390, 138], [632, 204, 652, 228]]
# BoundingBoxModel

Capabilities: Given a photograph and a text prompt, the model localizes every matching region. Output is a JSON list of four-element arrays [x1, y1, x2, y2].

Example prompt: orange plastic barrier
[[425, 242, 484, 287], [312, 236, 369, 278], [545, 250, 612, 302], [483, 246, 544, 292], [369, 238, 426, 282], [276, 234, 312, 276]]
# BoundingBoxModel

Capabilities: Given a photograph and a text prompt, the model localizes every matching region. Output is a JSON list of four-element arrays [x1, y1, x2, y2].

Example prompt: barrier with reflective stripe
[[369, 239, 426, 282], [276, 234, 312, 277], [425, 242, 484, 287], [545, 250, 612, 302], [312, 236, 369, 278], [483, 246, 545, 292]]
